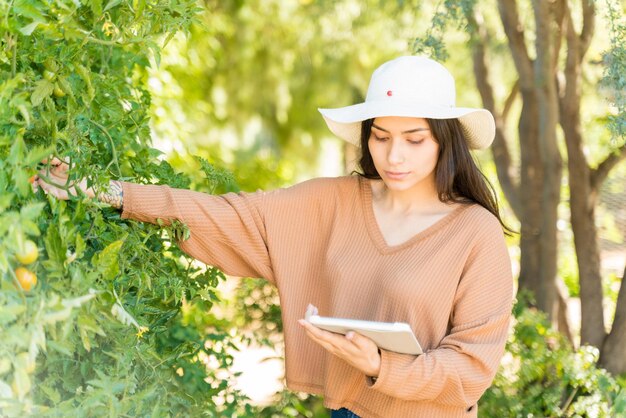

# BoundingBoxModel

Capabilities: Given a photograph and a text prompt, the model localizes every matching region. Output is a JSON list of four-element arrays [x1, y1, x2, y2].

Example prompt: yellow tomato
[[15, 267, 37, 291], [16, 240, 38, 264], [53, 84, 66, 98]]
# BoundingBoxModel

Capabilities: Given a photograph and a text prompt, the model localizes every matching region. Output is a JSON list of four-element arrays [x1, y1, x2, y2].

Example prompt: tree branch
[[497, 0, 534, 87], [502, 80, 519, 122], [466, 7, 522, 218], [590, 143, 626, 191], [580, 0, 596, 57], [532, 0, 556, 78], [552, 0, 566, 72]]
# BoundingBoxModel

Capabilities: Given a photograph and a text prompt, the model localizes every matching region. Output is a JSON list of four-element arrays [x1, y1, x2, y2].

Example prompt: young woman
[[34, 56, 514, 418]]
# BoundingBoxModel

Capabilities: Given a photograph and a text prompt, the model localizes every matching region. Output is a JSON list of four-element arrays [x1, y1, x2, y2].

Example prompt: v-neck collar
[[358, 176, 470, 254]]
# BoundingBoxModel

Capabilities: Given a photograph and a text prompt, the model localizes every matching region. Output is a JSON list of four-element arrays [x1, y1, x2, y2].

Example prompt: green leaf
[[75, 234, 86, 259], [39, 384, 61, 404], [103, 0, 122, 12], [12, 367, 31, 399], [12, 169, 30, 197], [9, 136, 25, 165], [46, 341, 73, 357], [91, 0, 103, 16], [75, 64, 95, 102], [0, 193, 13, 212], [25, 145, 56, 166], [20, 220, 40, 237], [19, 21, 40, 36], [93, 240, 124, 279], [42, 307, 72, 324], [31, 79, 55, 106], [44, 224, 64, 264], [20, 202, 46, 220], [79, 328, 92, 352]]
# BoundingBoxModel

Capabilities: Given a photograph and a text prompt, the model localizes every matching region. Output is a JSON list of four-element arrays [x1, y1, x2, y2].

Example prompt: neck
[[372, 178, 447, 215]]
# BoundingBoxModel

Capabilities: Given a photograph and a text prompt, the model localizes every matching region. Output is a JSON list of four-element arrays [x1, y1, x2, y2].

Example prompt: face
[[368, 116, 440, 192]]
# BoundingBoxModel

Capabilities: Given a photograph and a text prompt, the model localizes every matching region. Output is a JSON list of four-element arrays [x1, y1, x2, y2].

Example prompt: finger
[[41, 156, 67, 166], [51, 165, 69, 178], [298, 320, 336, 341], [298, 320, 354, 352], [40, 157, 70, 175], [35, 177, 69, 200], [345, 331, 375, 350], [37, 170, 66, 185], [31, 179, 39, 193], [302, 328, 339, 354]]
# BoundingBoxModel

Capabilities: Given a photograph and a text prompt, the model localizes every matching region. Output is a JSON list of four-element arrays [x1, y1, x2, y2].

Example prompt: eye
[[408, 139, 425, 145], [372, 135, 388, 142]]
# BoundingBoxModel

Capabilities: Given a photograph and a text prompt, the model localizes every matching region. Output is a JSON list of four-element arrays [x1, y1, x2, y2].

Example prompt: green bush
[[481, 297, 626, 417], [0, 1, 255, 416]]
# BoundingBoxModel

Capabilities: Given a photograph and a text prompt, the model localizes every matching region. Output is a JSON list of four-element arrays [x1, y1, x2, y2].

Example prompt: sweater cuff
[[365, 348, 402, 392], [120, 181, 135, 220]]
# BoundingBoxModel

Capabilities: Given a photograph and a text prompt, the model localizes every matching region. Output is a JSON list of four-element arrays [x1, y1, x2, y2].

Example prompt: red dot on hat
[[387, 90, 393, 96]]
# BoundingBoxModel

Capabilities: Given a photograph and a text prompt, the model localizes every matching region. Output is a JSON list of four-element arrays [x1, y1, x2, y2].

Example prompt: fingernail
[[346, 331, 354, 340]]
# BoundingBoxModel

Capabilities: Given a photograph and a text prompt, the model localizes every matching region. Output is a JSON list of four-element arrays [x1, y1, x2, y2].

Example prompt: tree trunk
[[600, 265, 626, 375], [532, 0, 562, 323], [467, 2, 569, 332], [557, 0, 606, 348]]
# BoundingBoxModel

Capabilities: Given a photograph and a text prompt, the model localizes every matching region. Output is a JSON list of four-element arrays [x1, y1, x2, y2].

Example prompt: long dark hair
[[357, 118, 515, 235]]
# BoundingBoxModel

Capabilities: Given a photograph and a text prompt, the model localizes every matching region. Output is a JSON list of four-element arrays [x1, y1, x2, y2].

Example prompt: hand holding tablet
[[303, 305, 423, 355]]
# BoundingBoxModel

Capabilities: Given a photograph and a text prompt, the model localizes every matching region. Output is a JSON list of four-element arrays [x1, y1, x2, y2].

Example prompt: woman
[[35, 56, 514, 418]]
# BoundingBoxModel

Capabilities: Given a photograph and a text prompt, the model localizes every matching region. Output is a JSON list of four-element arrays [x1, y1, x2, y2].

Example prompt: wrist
[[96, 180, 123, 209], [369, 348, 381, 378]]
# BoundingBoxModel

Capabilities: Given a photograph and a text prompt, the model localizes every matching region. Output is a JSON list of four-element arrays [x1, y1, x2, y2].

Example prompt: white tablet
[[305, 314, 423, 355]]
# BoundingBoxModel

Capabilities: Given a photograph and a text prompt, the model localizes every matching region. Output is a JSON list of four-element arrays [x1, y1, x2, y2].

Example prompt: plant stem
[[561, 386, 579, 413], [88, 119, 122, 177], [11, 37, 17, 78]]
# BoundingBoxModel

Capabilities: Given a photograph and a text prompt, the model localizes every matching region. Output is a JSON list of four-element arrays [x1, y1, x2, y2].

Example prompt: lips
[[384, 171, 410, 180]]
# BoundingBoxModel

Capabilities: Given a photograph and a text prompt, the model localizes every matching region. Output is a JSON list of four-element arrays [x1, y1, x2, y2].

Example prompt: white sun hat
[[318, 56, 495, 150]]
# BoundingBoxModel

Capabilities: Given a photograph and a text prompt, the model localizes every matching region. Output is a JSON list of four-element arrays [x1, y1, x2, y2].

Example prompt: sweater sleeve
[[119, 182, 275, 283], [367, 215, 513, 408]]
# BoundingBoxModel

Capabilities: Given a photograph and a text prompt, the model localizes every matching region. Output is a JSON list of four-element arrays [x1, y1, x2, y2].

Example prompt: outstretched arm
[[34, 158, 274, 282]]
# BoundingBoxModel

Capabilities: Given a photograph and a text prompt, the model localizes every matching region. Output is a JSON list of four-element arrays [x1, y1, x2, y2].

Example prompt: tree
[[417, 0, 626, 373]]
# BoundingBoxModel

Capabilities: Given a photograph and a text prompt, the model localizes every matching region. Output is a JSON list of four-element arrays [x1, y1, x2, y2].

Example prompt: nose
[[387, 139, 405, 165]]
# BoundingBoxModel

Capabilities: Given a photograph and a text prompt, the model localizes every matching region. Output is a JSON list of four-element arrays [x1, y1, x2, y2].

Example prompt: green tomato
[[43, 58, 58, 72], [43, 70, 56, 81]]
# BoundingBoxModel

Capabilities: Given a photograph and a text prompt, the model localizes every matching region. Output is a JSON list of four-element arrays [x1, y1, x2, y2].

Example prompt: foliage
[[252, 390, 328, 418], [149, 0, 428, 182], [601, 0, 626, 145], [0, 1, 257, 416], [481, 296, 626, 417]]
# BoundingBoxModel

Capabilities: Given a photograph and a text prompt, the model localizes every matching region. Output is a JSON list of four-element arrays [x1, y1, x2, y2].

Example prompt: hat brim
[[319, 99, 495, 150]]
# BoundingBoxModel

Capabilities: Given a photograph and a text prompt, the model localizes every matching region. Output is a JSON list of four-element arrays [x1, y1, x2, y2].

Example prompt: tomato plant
[[0, 1, 253, 416]]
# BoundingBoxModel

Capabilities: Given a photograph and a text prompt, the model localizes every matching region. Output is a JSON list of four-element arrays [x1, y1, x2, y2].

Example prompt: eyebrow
[[371, 123, 430, 134]]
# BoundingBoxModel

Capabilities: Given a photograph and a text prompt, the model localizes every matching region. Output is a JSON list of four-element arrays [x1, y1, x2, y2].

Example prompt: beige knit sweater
[[120, 175, 513, 418]]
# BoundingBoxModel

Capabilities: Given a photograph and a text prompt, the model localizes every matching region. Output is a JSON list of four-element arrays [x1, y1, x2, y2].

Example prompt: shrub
[[0, 1, 252, 416], [481, 298, 626, 417]]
